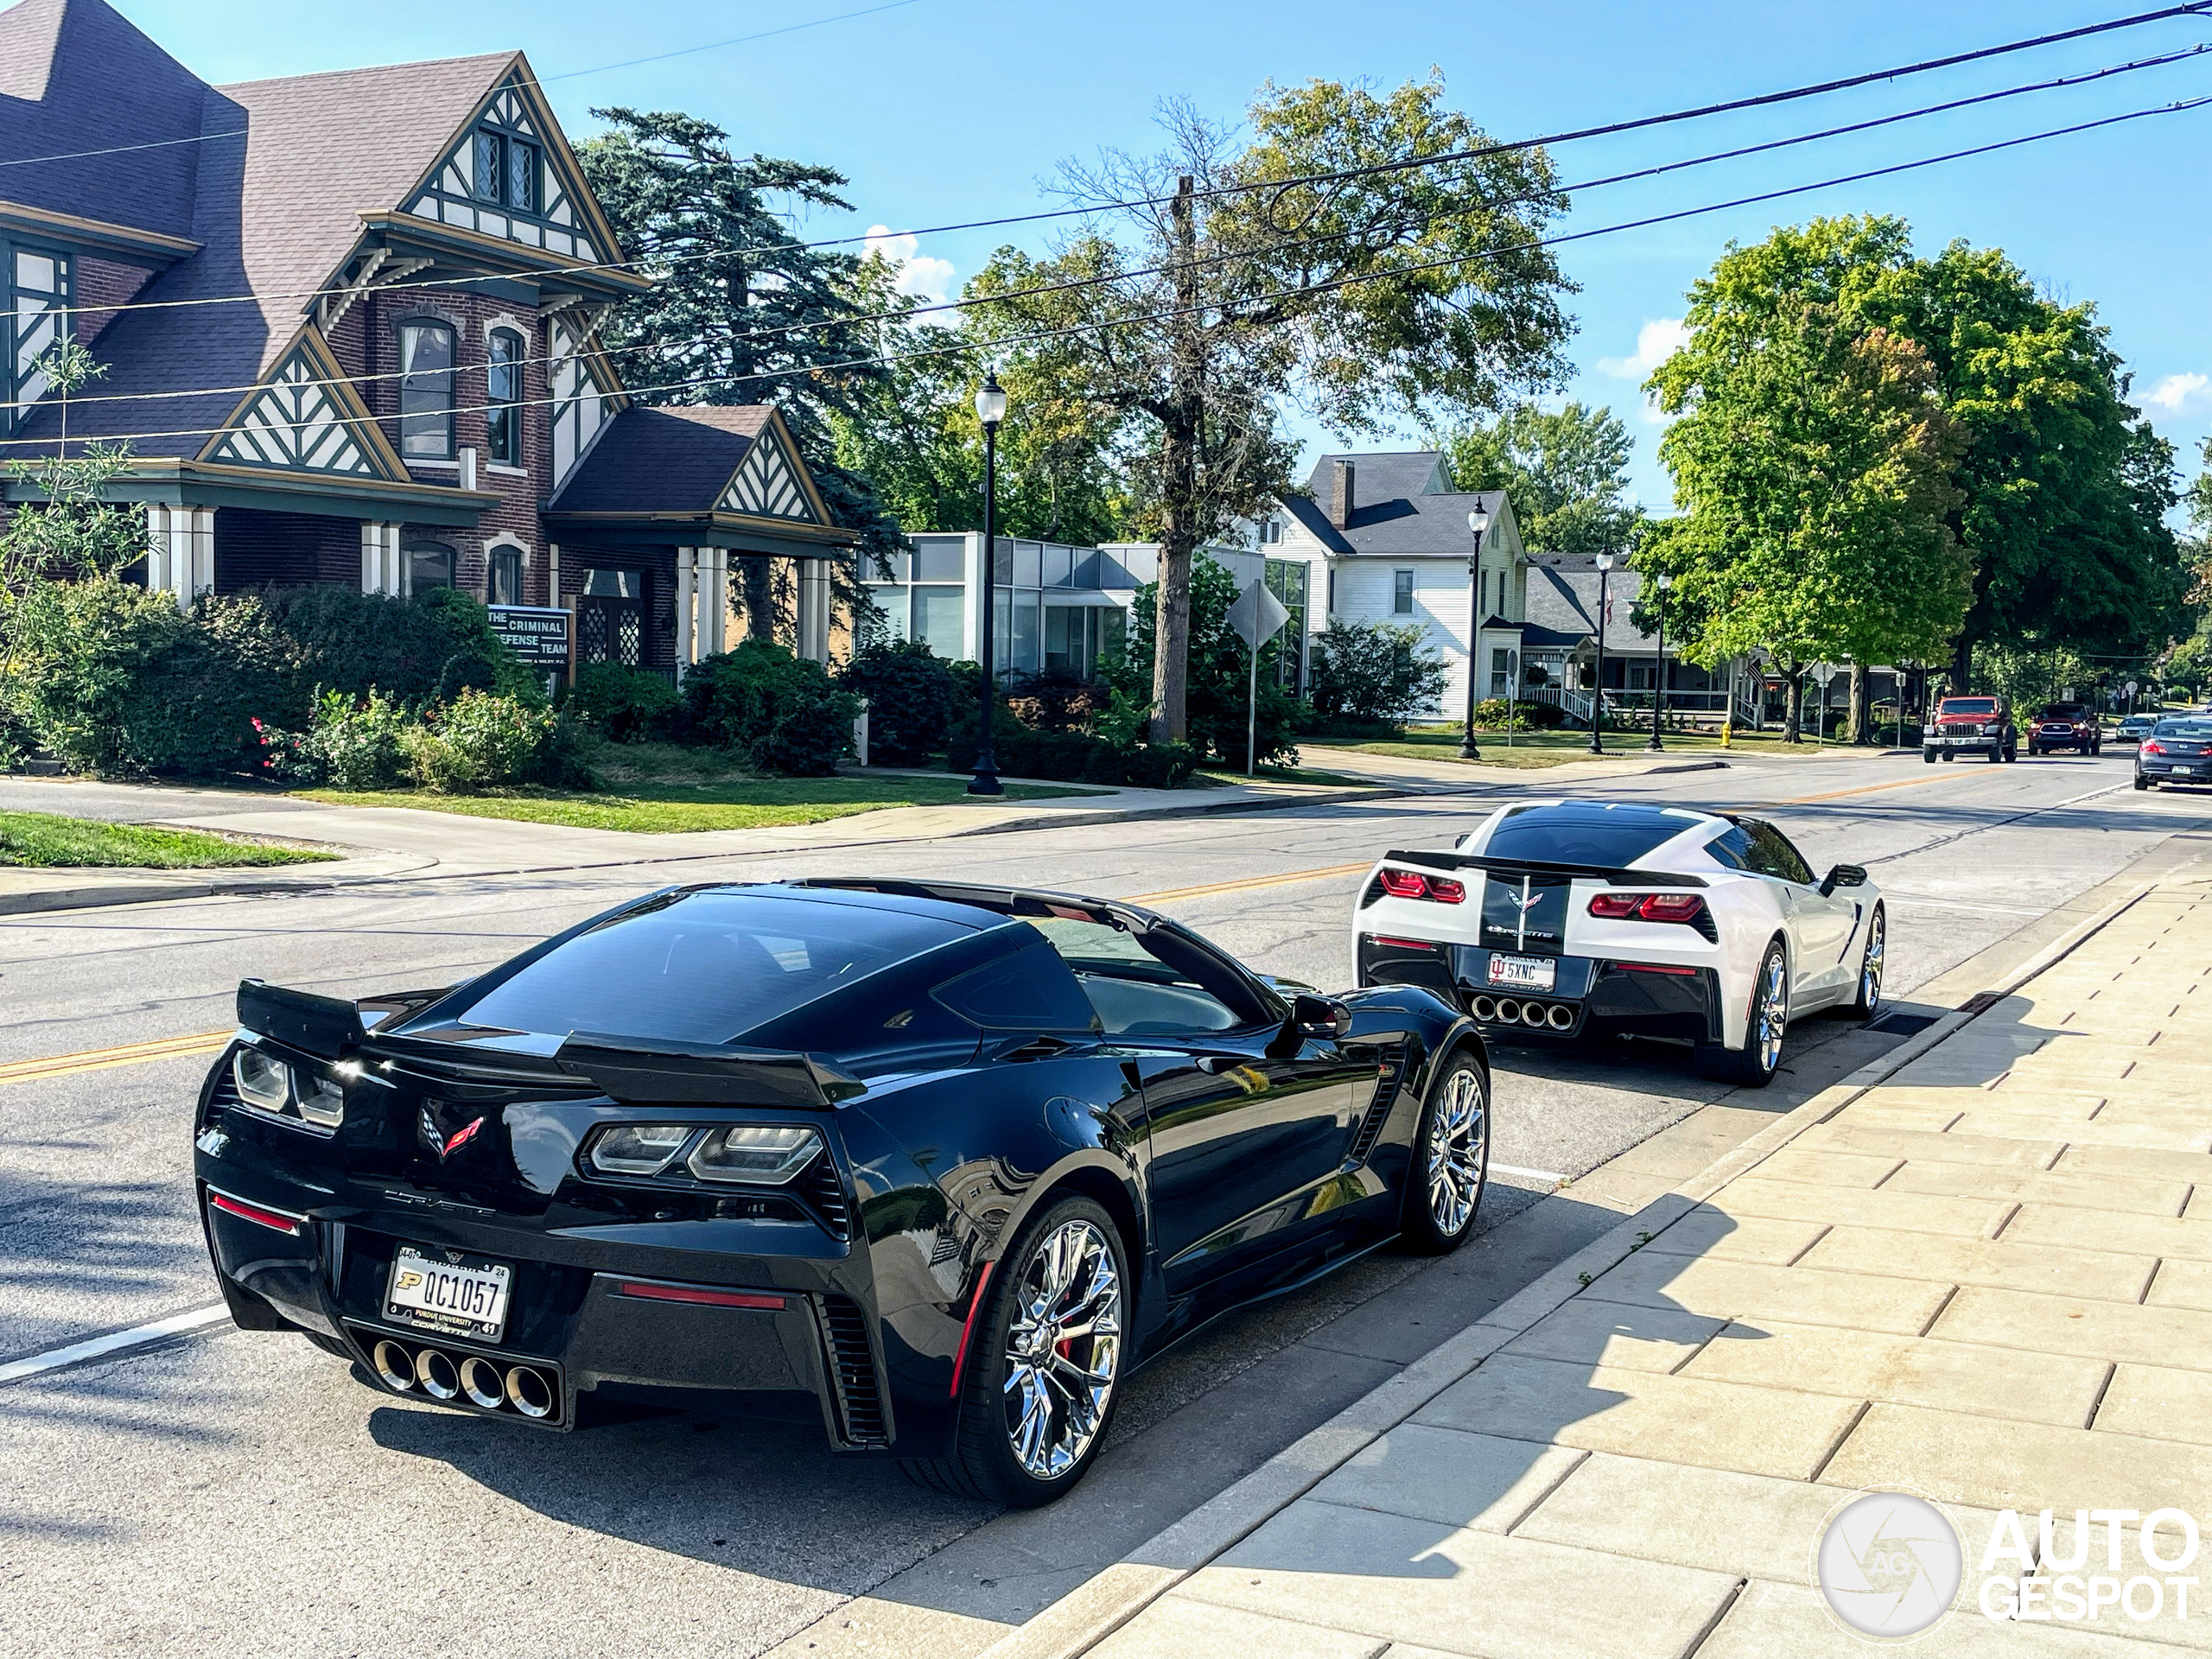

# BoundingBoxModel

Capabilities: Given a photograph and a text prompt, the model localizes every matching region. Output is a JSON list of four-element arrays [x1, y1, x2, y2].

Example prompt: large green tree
[[968, 74, 1577, 740], [1437, 401, 1639, 554], [1645, 296, 1968, 741], [577, 109, 901, 627], [1649, 216, 2186, 690]]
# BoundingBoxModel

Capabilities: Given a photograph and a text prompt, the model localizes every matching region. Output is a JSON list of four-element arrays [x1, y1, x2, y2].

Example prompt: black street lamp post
[[1646, 569, 1672, 753], [1589, 551, 1614, 754], [968, 371, 1008, 798], [1459, 506, 1491, 760]]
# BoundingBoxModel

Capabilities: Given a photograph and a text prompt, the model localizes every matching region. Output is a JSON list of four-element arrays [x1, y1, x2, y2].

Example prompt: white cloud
[[1597, 317, 1690, 381], [2145, 372, 2210, 415], [1596, 318, 1691, 425], [863, 224, 957, 312]]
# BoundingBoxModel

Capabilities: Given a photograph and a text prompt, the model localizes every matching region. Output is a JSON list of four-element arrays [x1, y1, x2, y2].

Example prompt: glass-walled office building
[[865, 532, 1312, 688]]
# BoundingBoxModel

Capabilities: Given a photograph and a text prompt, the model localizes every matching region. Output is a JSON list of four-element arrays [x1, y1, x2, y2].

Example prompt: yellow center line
[[1129, 861, 1376, 906], [0, 1030, 231, 1086]]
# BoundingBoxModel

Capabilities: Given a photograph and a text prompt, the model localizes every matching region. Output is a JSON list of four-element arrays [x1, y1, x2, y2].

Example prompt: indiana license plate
[[1486, 953, 1556, 992], [385, 1245, 512, 1343]]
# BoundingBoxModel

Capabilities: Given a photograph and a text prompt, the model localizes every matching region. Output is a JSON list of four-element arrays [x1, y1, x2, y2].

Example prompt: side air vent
[[798, 1154, 852, 1240], [201, 1060, 243, 1130], [818, 1294, 888, 1446], [1347, 1045, 1408, 1166]]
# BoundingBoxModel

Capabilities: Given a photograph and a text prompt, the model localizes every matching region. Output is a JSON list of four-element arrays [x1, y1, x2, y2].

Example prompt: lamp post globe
[[1590, 551, 1615, 754], [1460, 507, 1491, 760], [1646, 569, 1672, 753], [968, 371, 1007, 798]]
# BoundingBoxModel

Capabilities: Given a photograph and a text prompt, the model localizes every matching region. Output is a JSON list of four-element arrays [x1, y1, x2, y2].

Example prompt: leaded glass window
[[473, 131, 503, 201], [507, 142, 538, 213]]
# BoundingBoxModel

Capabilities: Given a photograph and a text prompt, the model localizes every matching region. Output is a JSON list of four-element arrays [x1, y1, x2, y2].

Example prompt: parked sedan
[[2137, 717, 2212, 790], [1353, 799, 1883, 1091], [195, 879, 1479, 1504], [2116, 712, 2159, 746]]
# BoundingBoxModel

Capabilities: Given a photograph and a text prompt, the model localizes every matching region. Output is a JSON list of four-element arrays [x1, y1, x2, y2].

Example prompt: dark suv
[[2028, 702, 2101, 757], [1923, 696, 2017, 763]]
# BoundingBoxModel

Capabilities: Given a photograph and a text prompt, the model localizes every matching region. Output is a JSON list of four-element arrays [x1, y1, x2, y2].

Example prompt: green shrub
[[1100, 555, 1299, 767], [406, 690, 581, 793], [1470, 697, 1546, 732], [568, 662, 681, 743], [945, 701, 1195, 787], [839, 639, 958, 766], [6, 581, 299, 777], [1309, 619, 1450, 728], [300, 690, 411, 789], [683, 640, 856, 774], [256, 586, 537, 709]]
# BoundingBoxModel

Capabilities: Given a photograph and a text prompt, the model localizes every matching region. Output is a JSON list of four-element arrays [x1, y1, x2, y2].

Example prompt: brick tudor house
[[0, 0, 855, 678]]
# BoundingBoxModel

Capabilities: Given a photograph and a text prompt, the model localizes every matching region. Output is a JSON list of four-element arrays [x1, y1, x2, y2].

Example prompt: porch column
[[145, 505, 182, 608], [702, 548, 729, 656], [797, 557, 830, 663], [673, 547, 697, 670]]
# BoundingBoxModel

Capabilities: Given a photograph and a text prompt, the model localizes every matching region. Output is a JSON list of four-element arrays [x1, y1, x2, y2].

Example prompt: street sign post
[[1225, 579, 1290, 778]]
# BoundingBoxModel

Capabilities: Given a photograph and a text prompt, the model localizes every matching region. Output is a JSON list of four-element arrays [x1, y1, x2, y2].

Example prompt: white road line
[[1490, 1162, 1569, 1185], [0, 1303, 227, 1385]]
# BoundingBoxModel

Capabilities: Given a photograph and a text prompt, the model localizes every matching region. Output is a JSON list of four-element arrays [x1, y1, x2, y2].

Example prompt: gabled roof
[[1278, 449, 1511, 558], [0, 0, 208, 243]]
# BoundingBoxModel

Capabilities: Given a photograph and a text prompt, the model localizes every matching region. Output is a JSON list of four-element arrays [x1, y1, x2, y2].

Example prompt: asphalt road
[[3, 745, 2207, 1657]]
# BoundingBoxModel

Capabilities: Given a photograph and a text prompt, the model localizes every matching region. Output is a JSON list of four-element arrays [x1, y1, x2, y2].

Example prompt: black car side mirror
[[1820, 863, 1868, 897], [1293, 994, 1353, 1039]]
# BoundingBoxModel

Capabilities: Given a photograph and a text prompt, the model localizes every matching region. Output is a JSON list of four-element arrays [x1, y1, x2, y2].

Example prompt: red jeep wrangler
[[1923, 696, 2018, 763]]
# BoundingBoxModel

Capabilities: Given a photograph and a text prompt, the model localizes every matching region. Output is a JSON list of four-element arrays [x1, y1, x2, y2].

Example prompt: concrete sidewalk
[[1002, 860, 2212, 1657]]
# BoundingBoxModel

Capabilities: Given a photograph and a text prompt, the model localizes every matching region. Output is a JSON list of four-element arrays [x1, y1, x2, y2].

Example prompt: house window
[[7, 244, 71, 424], [1393, 569, 1414, 615], [486, 328, 523, 465], [487, 546, 523, 606], [472, 128, 540, 211], [1480, 570, 1490, 618], [1260, 517, 1281, 544], [398, 321, 456, 459], [406, 541, 455, 591]]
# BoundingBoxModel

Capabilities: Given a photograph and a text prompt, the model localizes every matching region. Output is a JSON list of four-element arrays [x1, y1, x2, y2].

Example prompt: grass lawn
[[1308, 724, 1894, 769], [302, 743, 1099, 832], [0, 810, 337, 869], [1193, 763, 1385, 788]]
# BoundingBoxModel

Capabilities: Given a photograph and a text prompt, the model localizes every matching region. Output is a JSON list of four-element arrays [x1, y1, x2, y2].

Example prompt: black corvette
[[194, 878, 1483, 1503]]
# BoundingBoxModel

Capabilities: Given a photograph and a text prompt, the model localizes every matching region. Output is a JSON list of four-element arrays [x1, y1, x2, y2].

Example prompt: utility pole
[[1151, 174, 1200, 746]]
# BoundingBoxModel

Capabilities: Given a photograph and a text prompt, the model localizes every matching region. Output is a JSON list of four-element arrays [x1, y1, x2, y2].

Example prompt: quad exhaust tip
[[1469, 995, 1576, 1032], [367, 1336, 556, 1421]]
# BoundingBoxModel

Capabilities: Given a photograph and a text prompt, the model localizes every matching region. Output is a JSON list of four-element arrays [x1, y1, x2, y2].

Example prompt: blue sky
[[121, 0, 2212, 514]]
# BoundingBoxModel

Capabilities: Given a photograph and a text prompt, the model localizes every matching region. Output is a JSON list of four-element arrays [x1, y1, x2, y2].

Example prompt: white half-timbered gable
[[406, 71, 607, 263], [721, 424, 821, 522], [549, 315, 620, 485], [201, 333, 400, 479]]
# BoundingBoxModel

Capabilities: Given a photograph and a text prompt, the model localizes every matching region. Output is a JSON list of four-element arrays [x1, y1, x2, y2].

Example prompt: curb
[[0, 788, 1408, 917], [978, 871, 2166, 1659]]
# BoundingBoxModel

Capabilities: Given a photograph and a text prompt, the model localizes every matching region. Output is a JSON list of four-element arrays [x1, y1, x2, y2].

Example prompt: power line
[[6, 1, 2209, 328], [14, 90, 2203, 455], [13, 36, 2209, 417]]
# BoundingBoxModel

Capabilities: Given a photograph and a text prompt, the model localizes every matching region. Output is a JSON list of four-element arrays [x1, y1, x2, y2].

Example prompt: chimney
[[1328, 459, 1356, 528]]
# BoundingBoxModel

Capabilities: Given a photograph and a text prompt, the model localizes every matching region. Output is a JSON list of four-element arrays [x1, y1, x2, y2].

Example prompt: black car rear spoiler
[[555, 1033, 867, 1109], [237, 980, 368, 1059], [1382, 851, 1709, 889]]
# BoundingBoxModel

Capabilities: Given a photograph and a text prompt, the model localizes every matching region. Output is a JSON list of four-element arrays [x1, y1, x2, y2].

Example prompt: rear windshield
[[1481, 804, 1700, 868], [1938, 699, 1999, 716], [429, 890, 971, 1046], [2153, 720, 2212, 740]]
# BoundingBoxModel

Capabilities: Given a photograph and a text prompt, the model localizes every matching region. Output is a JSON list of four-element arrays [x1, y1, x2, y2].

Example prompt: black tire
[[1849, 904, 1885, 1020], [1697, 939, 1788, 1089], [1942, 751, 1955, 762], [1401, 1052, 1489, 1255], [902, 1196, 1127, 1508], [2027, 746, 2039, 758], [1923, 749, 1936, 764], [2137, 775, 2151, 791]]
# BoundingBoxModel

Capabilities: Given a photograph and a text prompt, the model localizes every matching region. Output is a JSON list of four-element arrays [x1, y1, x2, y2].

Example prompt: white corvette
[[1352, 799, 1884, 1087]]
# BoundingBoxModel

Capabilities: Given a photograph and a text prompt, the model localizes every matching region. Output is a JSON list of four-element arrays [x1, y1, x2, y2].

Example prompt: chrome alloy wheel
[[1860, 909, 1885, 1014], [1425, 1065, 1487, 1236], [1754, 950, 1789, 1074], [1001, 1218, 1122, 1481]]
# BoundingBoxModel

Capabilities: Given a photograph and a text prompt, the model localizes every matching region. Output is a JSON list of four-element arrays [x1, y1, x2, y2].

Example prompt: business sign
[[488, 605, 570, 666]]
